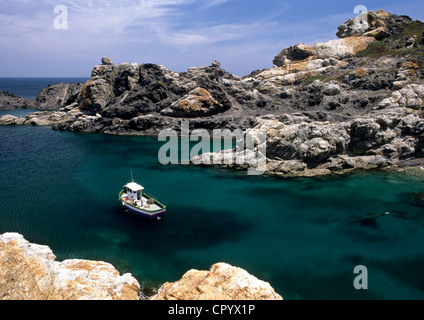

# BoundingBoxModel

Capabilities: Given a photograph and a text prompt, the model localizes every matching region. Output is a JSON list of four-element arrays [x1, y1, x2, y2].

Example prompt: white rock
[[323, 82, 341, 96]]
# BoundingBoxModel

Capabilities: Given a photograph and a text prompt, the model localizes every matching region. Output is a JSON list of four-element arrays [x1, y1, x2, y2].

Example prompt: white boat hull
[[119, 189, 166, 219], [121, 201, 166, 219]]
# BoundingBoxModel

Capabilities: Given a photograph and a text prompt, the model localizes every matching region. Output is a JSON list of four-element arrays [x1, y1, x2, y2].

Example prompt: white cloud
[[202, 0, 229, 9], [1, 0, 377, 76]]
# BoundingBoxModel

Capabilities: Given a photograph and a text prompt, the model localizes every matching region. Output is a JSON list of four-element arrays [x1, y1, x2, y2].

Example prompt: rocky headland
[[1, 9, 423, 177], [1, 9, 424, 301], [0, 233, 282, 300], [0, 90, 31, 110]]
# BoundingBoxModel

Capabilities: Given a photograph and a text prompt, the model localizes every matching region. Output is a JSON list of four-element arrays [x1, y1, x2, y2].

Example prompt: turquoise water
[[0, 125, 424, 300], [0, 109, 38, 117]]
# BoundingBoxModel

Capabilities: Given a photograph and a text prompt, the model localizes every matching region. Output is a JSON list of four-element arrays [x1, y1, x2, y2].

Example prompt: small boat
[[119, 181, 166, 219]]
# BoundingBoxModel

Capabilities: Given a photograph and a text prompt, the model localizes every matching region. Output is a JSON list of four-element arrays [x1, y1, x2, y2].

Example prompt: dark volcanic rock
[[32, 83, 83, 110], [0, 90, 31, 110], [3, 9, 424, 176]]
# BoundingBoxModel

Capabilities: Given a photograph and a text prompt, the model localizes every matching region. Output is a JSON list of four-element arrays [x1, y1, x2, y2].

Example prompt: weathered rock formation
[[0, 90, 31, 110], [193, 84, 424, 176], [0, 233, 282, 300], [1, 9, 423, 175], [272, 36, 375, 68], [160, 87, 226, 117], [336, 9, 390, 40], [0, 233, 140, 300], [31, 82, 83, 111], [151, 263, 282, 300]]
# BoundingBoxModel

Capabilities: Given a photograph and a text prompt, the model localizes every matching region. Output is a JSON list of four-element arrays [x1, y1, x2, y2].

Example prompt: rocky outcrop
[[80, 62, 115, 112], [271, 9, 392, 74], [0, 233, 140, 300], [336, 9, 390, 40], [193, 84, 424, 176], [151, 263, 283, 300], [1, 9, 423, 174], [0, 233, 282, 300], [0, 108, 94, 127], [160, 87, 225, 117], [31, 82, 83, 110], [0, 90, 31, 110], [273, 36, 374, 68], [0, 114, 26, 125]]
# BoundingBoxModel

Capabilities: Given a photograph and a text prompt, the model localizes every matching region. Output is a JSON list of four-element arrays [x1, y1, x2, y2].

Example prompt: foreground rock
[[0, 233, 140, 300], [151, 263, 283, 300], [0, 233, 282, 300]]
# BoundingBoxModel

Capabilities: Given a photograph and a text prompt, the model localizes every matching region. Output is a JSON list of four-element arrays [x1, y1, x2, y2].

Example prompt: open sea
[[1, 79, 424, 300]]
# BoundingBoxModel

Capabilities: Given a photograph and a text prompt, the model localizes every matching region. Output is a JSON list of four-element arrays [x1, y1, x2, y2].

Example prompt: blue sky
[[0, 0, 423, 77]]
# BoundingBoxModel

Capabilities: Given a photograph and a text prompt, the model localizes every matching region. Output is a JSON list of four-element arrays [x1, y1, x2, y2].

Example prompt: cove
[[0, 125, 423, 300]]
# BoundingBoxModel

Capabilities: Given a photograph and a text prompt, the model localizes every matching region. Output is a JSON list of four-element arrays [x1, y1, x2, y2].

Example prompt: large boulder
[[101, 57, 114, 66], [80, 78, 115, 112], [150, 263, 283, 300], [272, 37, 374, 71], [161, 87, 225, 117], [0, 114, 26, 125], [336, 9, 390, 40], [312, 36, 375, 60], [0, 233, 140, 300], [273, 43, 315, 67]]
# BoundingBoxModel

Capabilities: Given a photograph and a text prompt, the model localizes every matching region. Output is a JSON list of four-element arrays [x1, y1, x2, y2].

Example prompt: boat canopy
[[125, 182, 144, 193]]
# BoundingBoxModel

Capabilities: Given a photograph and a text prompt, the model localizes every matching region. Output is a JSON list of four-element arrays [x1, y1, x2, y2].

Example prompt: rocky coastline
[[1, 9, 424, 301], [0, 90, 31, 110], [1, 9, 423, 177], [0, 233, 282, 300]]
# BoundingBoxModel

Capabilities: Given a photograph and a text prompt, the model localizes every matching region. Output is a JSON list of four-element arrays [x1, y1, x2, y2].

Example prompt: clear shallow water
[[0, 109, 38, 117], [1, 125, 423, 300]]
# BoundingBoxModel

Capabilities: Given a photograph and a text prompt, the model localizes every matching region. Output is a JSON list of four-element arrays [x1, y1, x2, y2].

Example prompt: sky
[[0, 0, 423, 77]]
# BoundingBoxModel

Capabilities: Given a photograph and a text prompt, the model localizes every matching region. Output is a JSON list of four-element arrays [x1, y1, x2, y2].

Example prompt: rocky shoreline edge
[[1, 9, 424, 178], [0, 233, 283, 300], [1, 9, 424, 301]]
